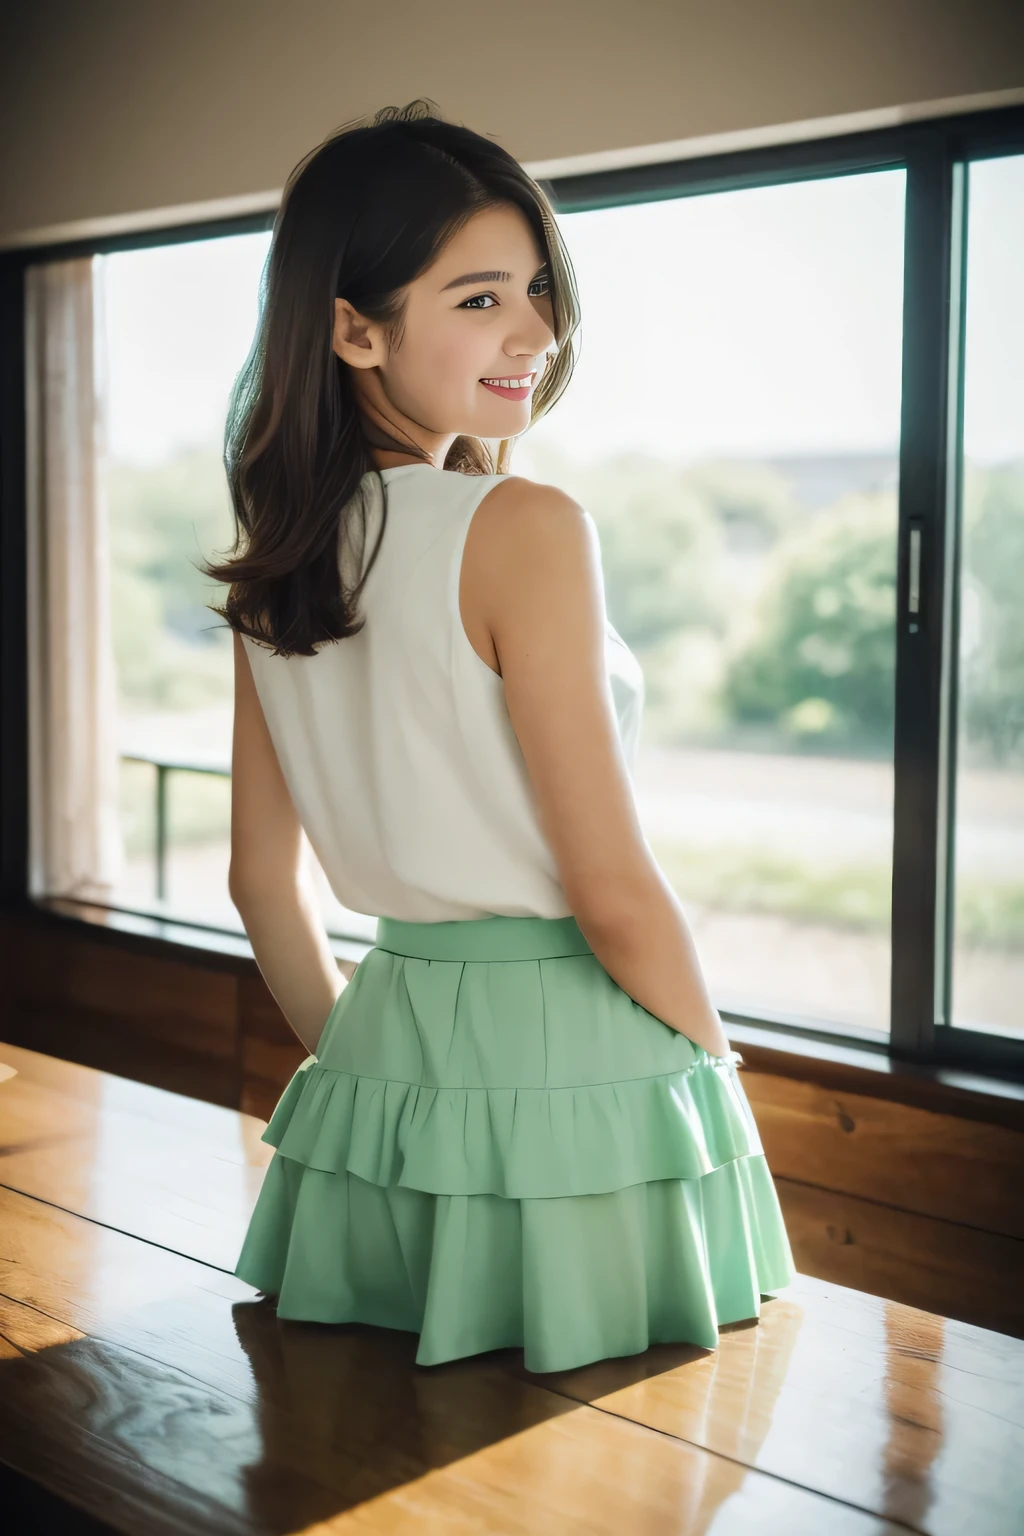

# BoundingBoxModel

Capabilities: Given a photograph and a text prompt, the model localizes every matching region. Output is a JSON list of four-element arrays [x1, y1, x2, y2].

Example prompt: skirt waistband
[[374, 913, 594, 962]]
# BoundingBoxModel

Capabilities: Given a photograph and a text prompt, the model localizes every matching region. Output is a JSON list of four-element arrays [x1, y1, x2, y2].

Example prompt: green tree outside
[[719, 491, 897, 755]]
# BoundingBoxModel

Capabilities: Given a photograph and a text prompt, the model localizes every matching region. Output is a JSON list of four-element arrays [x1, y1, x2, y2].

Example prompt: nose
[[506, 294, 556, 363]]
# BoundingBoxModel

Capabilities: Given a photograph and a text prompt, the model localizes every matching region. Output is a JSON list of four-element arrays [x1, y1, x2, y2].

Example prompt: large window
[[10, 106, 1024, 1070]]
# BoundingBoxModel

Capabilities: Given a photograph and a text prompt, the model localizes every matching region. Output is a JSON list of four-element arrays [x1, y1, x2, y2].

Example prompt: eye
[[458, 293, 497, 309], [528, 273, 551, 299]]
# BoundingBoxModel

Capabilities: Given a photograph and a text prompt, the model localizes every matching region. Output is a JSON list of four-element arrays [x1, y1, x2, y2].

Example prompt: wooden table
[[1, 1040, 1021, 1535]]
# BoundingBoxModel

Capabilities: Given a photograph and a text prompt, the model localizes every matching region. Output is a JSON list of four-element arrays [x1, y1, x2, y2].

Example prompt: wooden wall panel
[[5, 999, 240, 1107], [742, 1069, 1024, 1241], [775, 1176, 1024, 1339], [16, 922, 237, 1056], [3, 912, 242, 1106]]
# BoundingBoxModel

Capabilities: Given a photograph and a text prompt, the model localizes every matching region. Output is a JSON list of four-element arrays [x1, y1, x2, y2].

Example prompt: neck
[[351, 368, 456, 472]]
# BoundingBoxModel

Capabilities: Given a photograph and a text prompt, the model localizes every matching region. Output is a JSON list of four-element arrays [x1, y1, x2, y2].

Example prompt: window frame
[[2, 104, 1024, 1080]]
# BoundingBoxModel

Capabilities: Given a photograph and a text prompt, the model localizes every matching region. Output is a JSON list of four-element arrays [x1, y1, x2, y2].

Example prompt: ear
[[332, 298, 387, 368]]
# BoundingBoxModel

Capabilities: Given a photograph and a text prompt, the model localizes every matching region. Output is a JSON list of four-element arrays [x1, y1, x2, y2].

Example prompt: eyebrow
[[441, 270, 510, 290], [440, 264, 548, 292]]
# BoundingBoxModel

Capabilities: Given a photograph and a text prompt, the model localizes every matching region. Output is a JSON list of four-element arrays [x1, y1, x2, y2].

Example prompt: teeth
[[482, 374, 532, 387]]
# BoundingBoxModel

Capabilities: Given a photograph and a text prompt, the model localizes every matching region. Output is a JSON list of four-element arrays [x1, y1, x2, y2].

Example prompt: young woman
[[209, 100, 795, 1374]]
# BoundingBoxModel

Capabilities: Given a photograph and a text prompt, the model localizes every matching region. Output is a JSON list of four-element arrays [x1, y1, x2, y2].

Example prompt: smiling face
[[333, 201, 557, 460]]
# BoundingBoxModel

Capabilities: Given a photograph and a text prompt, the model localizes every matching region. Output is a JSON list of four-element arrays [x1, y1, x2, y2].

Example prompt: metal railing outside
[[120, 749, 230, 902]]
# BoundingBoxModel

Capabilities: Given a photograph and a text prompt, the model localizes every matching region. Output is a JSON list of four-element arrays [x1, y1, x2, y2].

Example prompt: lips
[[479, 370, 535, 402]]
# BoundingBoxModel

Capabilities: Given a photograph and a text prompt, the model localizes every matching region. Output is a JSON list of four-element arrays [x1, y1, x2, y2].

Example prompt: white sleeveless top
[[242, 464, 645, 922]]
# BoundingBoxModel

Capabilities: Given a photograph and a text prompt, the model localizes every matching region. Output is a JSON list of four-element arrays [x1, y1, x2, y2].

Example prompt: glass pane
[[517, 170, 906, 1033], [951, 154, 1024, 1038], [100, 233, 375, 943]]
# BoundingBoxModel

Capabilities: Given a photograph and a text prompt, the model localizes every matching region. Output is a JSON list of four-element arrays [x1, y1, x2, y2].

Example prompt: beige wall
[[2, 0, 1023, 248]]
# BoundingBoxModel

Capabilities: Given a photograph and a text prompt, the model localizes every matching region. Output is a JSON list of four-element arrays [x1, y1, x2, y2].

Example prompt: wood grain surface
[[1, 1039, 1021, 1535]]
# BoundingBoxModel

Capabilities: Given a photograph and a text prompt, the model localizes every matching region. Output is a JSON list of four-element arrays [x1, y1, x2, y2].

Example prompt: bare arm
[[470, 478, 730, 1058], [227, 629, 347, 1056]]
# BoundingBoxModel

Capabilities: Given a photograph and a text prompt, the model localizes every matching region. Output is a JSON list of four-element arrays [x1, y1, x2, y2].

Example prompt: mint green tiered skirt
[[234, 913, 796, 1373]]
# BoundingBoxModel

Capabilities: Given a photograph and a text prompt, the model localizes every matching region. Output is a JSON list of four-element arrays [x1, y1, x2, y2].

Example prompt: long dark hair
[[202, 99, 581, 658]]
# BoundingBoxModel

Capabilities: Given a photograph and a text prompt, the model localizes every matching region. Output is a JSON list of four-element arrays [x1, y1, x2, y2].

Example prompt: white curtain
[[24, 257, 123, 901]]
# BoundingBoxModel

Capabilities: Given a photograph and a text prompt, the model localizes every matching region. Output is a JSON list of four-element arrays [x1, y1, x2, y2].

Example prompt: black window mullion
[[889, 130, 964, 1062], [937, 160, 970, 1043]]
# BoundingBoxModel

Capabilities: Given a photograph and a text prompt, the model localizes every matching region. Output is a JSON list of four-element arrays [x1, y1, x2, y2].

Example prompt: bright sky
[[99, 155, 1023, 468]]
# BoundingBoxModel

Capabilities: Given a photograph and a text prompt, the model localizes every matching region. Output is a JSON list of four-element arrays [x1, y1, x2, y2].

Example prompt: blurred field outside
[[116, 707, 1024, 1037]]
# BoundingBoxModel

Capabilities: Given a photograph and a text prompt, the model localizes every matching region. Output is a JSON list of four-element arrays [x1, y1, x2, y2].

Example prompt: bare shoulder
[[460, 476, 599, 675], [471, 474, 597, 579], [477, 473, 587, 528], [465, 472, 606, 661]]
